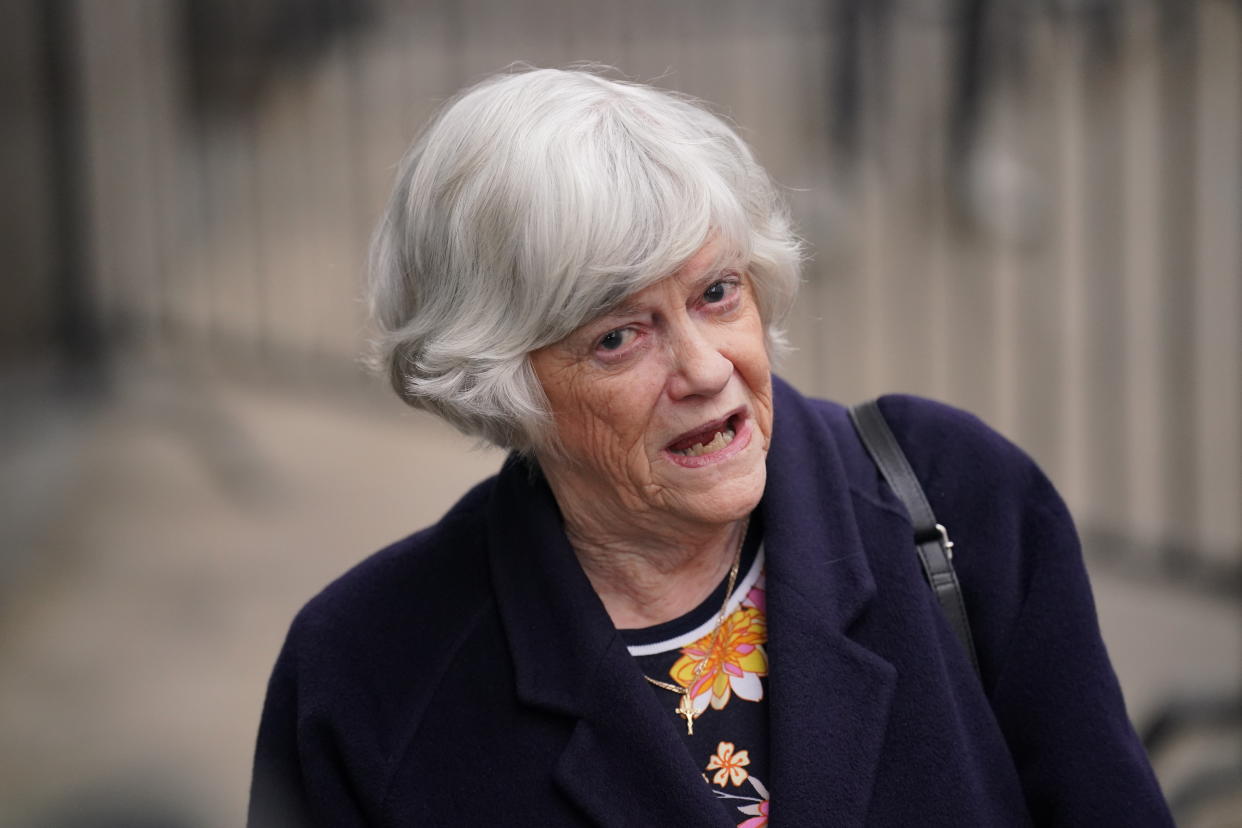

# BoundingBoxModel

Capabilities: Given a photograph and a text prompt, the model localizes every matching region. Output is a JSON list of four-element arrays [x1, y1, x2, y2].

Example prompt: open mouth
[[664, 411, 745, 458]]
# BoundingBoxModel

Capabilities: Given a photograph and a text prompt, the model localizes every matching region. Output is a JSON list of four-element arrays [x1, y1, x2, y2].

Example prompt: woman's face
[[530, 241, 773, 535]]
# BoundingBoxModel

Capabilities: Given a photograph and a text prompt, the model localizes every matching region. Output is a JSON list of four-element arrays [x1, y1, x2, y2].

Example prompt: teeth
[[672, 427, 735, 457]]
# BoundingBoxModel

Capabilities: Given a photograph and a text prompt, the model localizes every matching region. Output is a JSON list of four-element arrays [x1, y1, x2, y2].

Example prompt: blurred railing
[[14, 0, 1242, 590]]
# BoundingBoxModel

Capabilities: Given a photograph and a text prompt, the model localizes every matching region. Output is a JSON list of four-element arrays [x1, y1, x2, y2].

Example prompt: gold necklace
[[643, 520, 747, 736]]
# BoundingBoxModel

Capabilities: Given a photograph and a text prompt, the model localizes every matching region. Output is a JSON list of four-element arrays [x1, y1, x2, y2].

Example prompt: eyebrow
[[597, 297, 646, 322], [594, 267, 734, 323]]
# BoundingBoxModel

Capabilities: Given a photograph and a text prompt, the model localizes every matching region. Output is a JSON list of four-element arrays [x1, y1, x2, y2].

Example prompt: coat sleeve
[[247, 612, 374, 828], [981, 470, 1174, 825], [248, 634, 312, 828], [882, 395, 1174, 825]]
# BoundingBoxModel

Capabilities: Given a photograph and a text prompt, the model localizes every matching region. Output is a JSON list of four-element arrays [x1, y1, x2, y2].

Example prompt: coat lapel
[[485, 375, 898, 826], [486, 458, 733, 828], [761, 377, 898, 825]]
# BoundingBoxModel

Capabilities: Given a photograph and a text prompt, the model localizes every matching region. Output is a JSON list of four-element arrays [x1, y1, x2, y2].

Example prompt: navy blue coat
[[249, 378, 1173, 826]]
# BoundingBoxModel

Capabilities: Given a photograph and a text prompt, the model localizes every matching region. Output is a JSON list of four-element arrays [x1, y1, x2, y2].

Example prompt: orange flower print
[[706, 741, 750, 787], [670, 606, 767, 714]]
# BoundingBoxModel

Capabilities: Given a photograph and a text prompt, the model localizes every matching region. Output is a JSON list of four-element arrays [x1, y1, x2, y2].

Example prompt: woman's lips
[[665, 414, 734, 452], [661, 413, 752, 468]]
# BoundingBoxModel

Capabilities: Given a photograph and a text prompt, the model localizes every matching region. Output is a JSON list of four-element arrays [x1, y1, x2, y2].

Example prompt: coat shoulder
[[278, 474, 502, 761], [782, 383, 1052, 515], [865, 393, 1075, 576], [872, 393, 1045, 493], [294, 474, 497, 644], [792, 387, 1076, 681]]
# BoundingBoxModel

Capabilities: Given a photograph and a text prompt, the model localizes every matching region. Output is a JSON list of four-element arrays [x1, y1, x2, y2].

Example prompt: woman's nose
[[666, 323, 732, 400]]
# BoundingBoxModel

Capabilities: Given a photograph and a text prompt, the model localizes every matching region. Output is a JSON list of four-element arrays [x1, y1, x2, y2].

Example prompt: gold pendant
[[677, 693, 696, 736]]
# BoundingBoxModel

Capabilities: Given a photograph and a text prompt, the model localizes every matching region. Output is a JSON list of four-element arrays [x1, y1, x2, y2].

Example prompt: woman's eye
[[592, 323, 645, 358], [703, 277, 739, 304], [597, 329, 630, 351]]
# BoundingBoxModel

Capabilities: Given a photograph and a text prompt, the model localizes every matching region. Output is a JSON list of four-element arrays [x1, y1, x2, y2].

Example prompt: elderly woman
[[249, 68, 1171, 826]]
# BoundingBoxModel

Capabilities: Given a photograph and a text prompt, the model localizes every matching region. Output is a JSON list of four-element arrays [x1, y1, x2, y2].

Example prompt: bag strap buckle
[[935, 523, 954, 560]]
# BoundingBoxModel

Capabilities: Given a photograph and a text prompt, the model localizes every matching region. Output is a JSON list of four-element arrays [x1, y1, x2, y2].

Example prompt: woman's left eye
[[702, 277, 739, 305]]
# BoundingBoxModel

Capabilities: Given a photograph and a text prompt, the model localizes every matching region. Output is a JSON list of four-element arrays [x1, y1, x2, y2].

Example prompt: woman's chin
[[656, 443, 767, 527]]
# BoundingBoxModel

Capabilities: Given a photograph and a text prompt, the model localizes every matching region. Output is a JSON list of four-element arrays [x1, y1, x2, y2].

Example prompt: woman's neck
[[564, 515, 748, 630]]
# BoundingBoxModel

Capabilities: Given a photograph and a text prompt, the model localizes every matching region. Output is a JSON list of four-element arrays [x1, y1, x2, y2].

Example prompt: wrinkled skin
[[530, 242, 774, 625]]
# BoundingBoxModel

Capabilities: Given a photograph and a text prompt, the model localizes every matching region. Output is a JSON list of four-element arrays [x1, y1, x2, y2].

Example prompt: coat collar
[[760, 376, 898, 824], [486, 460, 733, 826], [486, 377, 896, 826]]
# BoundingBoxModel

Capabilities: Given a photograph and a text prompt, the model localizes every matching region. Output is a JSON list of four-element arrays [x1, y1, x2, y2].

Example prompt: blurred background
[[1, 0, 1239, 825]]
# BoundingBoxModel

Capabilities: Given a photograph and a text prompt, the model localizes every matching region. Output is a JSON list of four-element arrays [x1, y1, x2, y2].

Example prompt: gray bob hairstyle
[[368, 67, 802, 452]]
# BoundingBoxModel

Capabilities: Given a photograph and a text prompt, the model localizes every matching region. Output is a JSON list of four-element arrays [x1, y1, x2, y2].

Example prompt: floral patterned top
[[622, 524, 771, 828]]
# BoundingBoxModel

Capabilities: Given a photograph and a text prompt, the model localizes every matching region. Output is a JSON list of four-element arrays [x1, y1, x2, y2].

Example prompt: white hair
[[367, 66, 803, 452]]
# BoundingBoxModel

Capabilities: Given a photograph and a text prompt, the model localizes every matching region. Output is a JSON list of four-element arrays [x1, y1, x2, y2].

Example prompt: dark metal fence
[[15, 0, 1241, 585]]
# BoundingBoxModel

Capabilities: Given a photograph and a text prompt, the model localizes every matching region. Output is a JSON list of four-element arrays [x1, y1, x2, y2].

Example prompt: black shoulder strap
[[848, 399, 980, 675]]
